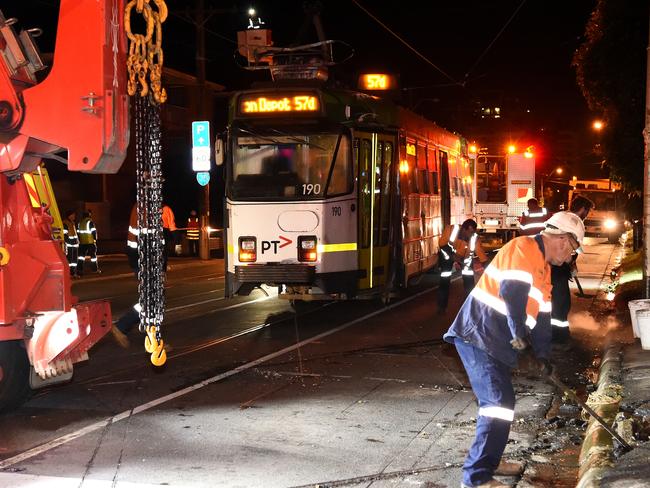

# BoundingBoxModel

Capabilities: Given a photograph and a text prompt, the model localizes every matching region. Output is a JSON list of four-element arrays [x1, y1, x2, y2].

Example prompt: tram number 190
[[331, 206, 341, 217]]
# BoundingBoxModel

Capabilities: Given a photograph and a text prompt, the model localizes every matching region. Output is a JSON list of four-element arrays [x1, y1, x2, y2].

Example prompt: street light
[[593, 120, 604, 131]]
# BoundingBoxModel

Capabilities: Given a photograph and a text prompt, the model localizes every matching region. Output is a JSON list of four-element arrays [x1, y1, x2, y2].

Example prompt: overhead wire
[[349, 0, 460, 87], [462, 0, 528, 83]]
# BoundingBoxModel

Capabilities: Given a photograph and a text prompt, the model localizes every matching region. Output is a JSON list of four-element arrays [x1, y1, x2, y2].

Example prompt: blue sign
[[192, 121, 210, 147], [196, 171, 210, 186], [192, 121, 211, 171]]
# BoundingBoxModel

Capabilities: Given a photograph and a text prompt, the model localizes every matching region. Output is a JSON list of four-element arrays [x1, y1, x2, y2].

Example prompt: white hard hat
[[544, 211, 585, 244]]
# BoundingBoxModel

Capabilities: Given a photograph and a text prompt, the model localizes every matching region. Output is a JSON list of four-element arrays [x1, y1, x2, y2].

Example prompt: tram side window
[[373, 141, 384, 246], [379, 142, 393, 246], [325, 135, 352, 196], [428, 148, 439, 194], [359, 139, 372, 249], [417, 145, 428, 194], [407, 151, 417, 194]]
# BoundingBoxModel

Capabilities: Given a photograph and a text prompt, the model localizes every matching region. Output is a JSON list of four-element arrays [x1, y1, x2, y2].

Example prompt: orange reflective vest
[[162, 205, 176, 231], [518, 207, 548, 235], [444, 235, 552, 367]]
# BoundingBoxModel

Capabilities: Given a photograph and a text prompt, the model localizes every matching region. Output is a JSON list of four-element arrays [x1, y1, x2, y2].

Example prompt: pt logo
[[261, 235, 292, 254]]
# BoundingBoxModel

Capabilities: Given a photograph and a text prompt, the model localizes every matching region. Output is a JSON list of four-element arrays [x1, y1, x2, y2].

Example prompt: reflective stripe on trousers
[[455, 339, 515, 487]]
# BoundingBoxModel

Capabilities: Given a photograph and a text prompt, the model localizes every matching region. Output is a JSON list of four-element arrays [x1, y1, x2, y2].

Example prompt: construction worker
[[63, 209, 80, 278], [456, 227, 489, 296], [162, 203, 177, 258], [551, 195, 594, 343], [518, 198, 548, 236], [437, 219, 481, 313], [77, 210, 100, 274], [443, 212, 585, 488], [186, 209, 200, 257]]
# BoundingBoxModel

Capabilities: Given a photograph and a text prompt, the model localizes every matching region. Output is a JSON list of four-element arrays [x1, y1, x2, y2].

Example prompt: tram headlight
[[298, 236, 318, 262], [604, 219, 618, 230], [238, 236, 257, 262]]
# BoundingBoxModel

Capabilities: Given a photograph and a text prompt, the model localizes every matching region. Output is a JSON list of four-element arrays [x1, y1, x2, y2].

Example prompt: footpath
[[573, 233, 650, 488]]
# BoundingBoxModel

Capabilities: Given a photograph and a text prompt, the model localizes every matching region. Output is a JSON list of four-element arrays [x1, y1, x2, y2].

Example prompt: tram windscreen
[[230, 132, 352, 200], [476, 155, 507, 203]]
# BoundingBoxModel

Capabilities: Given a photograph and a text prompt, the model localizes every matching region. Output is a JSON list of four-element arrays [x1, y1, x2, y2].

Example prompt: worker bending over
[[443, 212, 585, 488]]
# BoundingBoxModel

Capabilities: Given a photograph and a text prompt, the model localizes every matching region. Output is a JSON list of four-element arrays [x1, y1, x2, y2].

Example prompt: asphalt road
[[0, 238, 620, 487]]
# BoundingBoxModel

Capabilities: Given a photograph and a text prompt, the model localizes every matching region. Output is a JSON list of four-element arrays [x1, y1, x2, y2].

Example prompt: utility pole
[[643, 12, 650, 298], [196, 0, 210, 260]]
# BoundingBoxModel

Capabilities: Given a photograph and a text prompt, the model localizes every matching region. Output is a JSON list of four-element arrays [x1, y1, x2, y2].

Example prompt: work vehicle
[[472, 145, 536, 241], [569, 178, 625, 243], [221, 26, 473, 302], [0, 0, 152, 411]]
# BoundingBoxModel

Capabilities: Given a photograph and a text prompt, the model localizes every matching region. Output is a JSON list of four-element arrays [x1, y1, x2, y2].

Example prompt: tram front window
[[230, 132, 351, 200]]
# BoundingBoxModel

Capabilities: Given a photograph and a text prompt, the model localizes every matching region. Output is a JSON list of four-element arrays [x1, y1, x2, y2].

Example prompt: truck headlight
[[604, 219, 617, 230]]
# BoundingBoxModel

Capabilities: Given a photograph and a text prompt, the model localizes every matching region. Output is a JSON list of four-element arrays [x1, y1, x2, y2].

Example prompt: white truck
[[568, 178, 625, 243], [472, 147, 536, 241]]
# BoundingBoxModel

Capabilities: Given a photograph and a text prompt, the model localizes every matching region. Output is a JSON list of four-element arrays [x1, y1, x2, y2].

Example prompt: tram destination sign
[[239, 92, 321, 115]]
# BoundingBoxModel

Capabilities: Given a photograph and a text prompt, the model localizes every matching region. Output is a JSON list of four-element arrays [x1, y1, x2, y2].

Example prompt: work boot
[[495, 460, 524, 476], [111, 325, 130, 349], [461, 479, 511, 488]]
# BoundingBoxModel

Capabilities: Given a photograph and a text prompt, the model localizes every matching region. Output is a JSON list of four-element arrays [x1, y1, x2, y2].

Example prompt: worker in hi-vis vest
[[186, 209, 200, 257], [63, 209, 80, 278], [77, 210, 100, 274]]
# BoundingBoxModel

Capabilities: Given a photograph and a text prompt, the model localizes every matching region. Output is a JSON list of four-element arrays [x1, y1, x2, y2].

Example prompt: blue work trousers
[[455, 339, 515, 487]]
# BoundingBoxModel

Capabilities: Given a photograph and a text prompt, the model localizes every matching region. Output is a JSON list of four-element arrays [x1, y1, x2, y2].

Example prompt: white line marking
[[0, 285, 437, 469]]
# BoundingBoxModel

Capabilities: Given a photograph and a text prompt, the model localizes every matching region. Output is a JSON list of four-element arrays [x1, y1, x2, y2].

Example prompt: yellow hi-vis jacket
[[444, 235, 552, 367], [78, 217, 97, 245]]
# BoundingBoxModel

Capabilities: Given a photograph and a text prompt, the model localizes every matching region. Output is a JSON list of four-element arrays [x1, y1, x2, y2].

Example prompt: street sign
[[196, 171, 210, 186], [192, 121, 211, 171]]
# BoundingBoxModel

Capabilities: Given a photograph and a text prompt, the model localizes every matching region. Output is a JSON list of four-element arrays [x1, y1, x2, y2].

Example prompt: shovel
[[536, 358, 631, 451]]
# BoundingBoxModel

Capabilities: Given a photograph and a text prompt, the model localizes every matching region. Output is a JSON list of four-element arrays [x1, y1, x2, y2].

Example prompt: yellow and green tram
[[223, 83, 473, 302]]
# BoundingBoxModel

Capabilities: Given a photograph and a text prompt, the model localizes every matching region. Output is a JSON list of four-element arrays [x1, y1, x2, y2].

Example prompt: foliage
[[573, 0, 649, 192]]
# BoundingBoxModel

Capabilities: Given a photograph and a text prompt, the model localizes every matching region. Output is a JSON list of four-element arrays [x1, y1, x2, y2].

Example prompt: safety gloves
[[509, 336, 529, 351]]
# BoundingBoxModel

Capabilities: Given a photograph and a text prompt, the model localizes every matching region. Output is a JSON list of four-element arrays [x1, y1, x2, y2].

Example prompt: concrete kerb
[[575, 342, 624, 488]]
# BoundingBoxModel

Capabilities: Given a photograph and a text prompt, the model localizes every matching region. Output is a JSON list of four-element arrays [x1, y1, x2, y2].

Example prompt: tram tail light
[[298, 236, 318, 262], [238, 236, 257, 262]]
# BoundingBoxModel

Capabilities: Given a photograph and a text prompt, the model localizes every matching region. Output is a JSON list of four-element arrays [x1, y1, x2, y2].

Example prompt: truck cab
[[569, 179, 625, 243]]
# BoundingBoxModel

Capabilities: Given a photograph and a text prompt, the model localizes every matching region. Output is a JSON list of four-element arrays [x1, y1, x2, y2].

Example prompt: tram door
[[356, 132, 395, 290], [439, 150, 451, 227]]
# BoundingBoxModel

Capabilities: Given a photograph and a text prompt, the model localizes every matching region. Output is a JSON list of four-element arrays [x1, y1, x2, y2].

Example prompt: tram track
[[0, 280, 449, 469]]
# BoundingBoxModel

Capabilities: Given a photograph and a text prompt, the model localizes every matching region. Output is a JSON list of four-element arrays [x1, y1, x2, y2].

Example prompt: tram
[[220, 76, 473, 302]]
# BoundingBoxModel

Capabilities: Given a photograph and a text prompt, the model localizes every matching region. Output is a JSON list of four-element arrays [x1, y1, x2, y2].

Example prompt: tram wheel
[[0, 341, 31, 413]]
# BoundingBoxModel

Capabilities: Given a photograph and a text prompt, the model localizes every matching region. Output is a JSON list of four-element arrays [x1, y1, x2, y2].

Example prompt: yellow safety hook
[[144, 325, 166, 366], [151, 339, 167, 366]]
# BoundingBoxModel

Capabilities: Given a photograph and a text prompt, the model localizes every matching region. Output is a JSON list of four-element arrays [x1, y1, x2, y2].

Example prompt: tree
[[573, 0, 649, 192]]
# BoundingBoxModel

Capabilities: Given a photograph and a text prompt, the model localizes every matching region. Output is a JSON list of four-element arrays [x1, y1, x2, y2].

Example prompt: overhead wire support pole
[[196, 0, 210, 261], [643, 10, 650, 298]]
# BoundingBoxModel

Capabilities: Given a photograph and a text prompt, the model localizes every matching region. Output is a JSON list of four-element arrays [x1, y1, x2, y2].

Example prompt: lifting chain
[[125, 0, 168, 366]]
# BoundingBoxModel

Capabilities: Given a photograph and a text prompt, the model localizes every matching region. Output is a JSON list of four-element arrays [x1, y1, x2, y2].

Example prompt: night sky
[[2, 0, 602, 227]]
